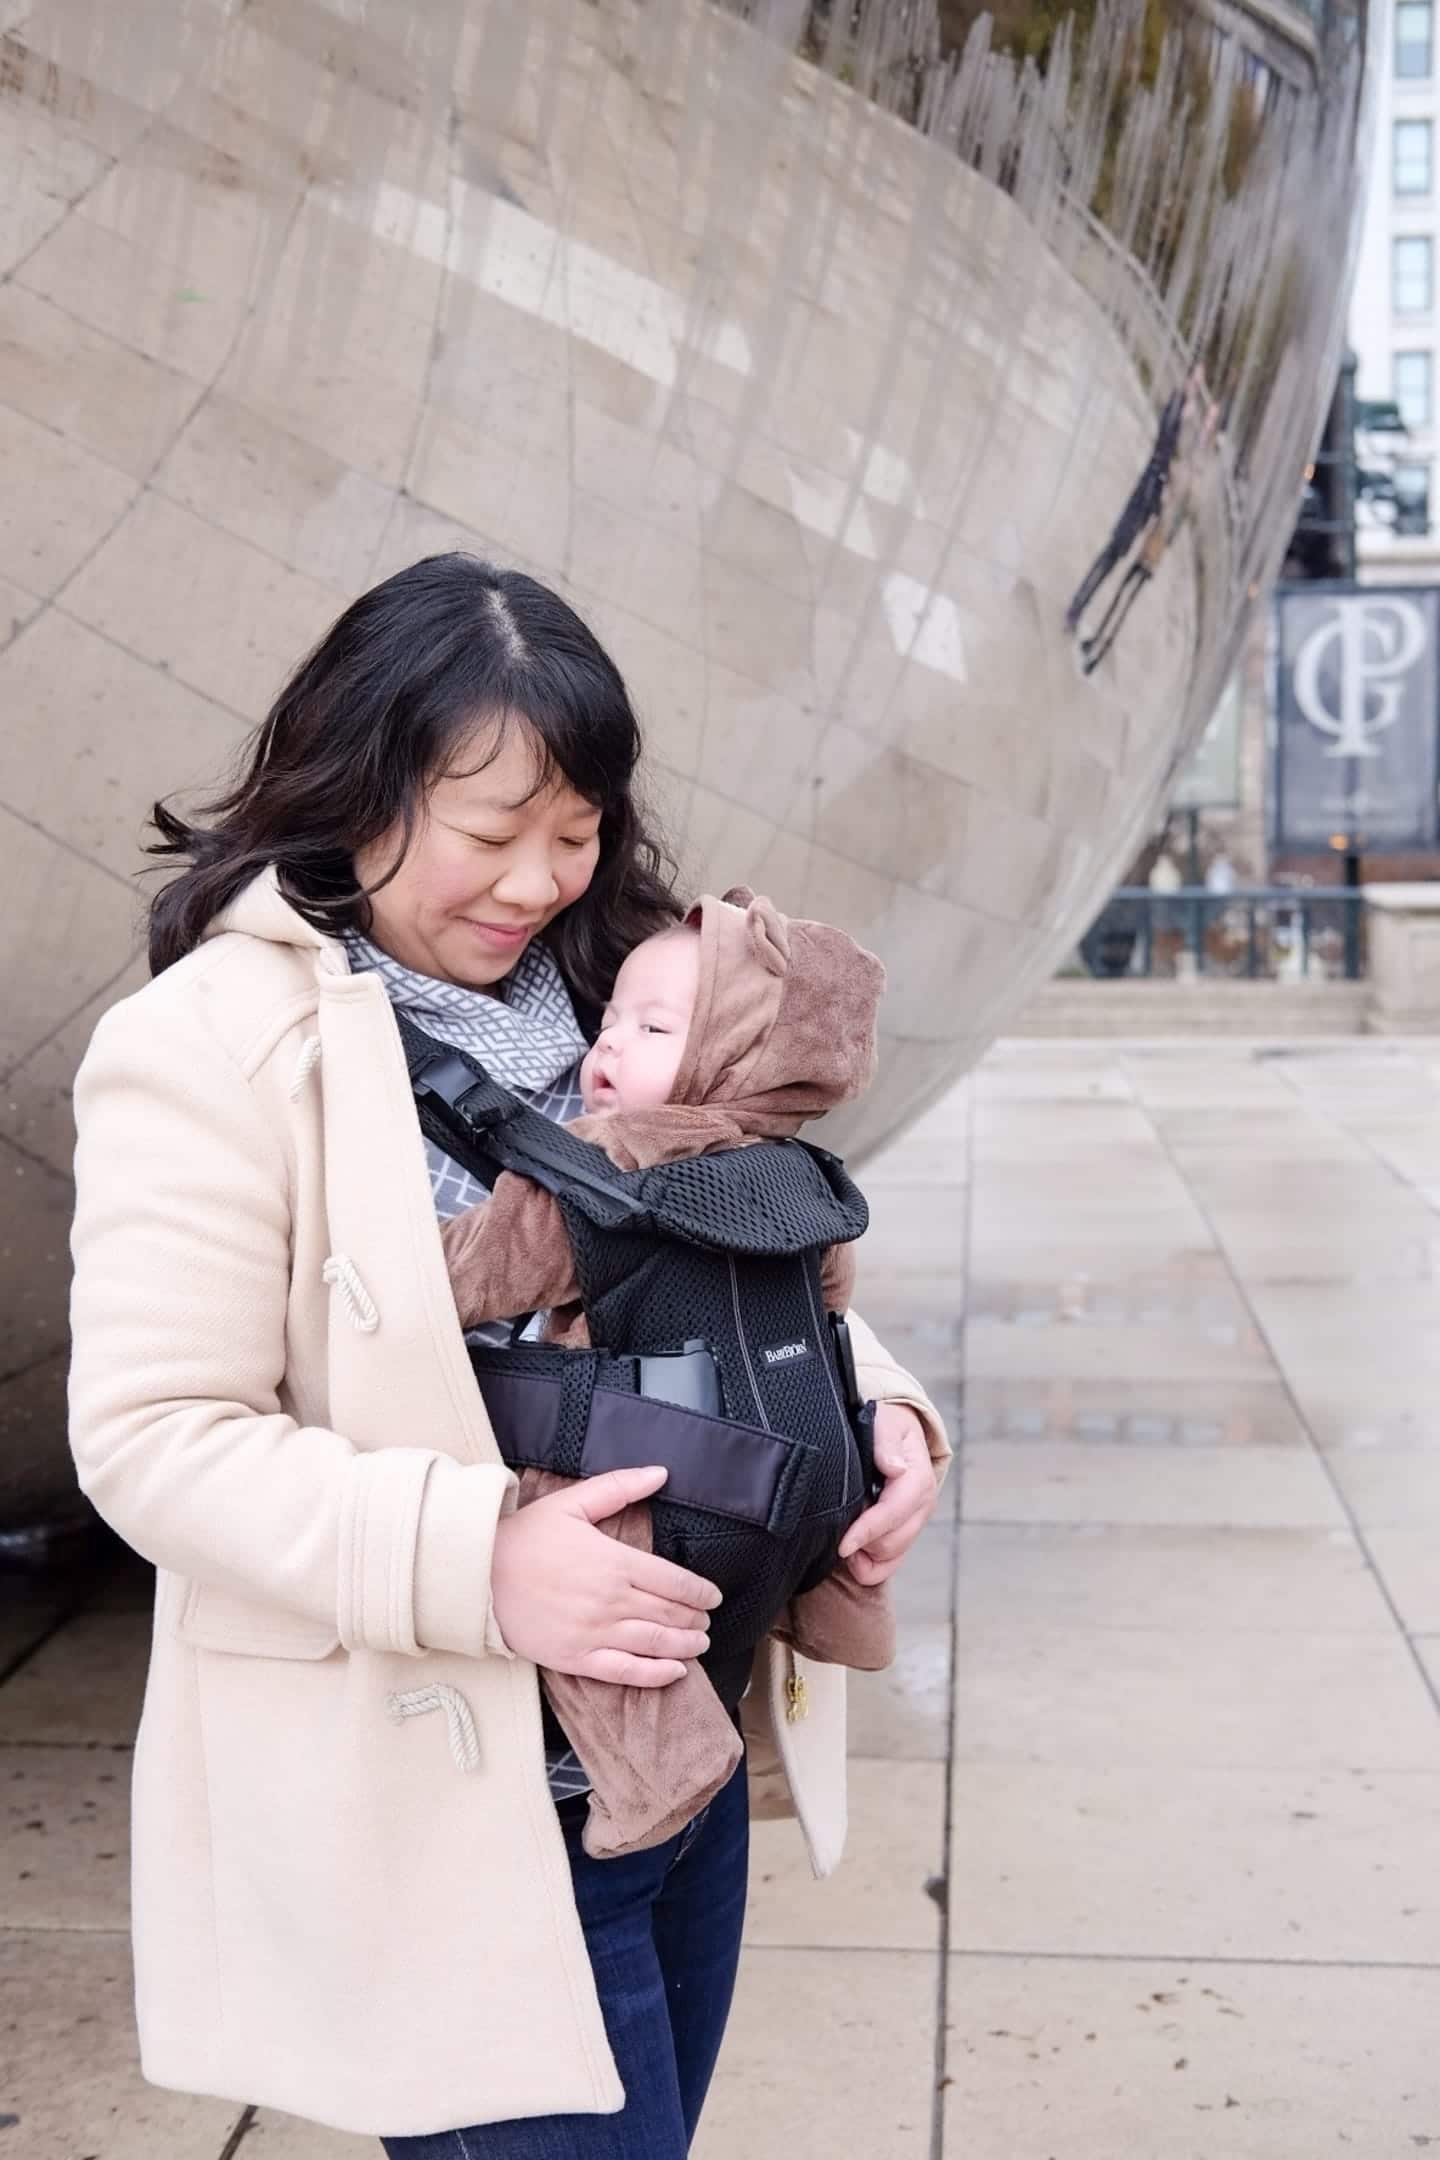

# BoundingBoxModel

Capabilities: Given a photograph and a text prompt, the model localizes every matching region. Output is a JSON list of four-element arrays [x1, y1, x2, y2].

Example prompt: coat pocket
[[173, 1579, 342, 1660]]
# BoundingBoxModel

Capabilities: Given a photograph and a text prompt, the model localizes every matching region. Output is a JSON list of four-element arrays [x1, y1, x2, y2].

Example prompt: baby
[[441, 888, 894, 1856]]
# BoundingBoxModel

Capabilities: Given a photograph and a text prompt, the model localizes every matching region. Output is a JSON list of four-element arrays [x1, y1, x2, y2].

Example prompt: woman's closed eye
[[460, 830, 594, 851]]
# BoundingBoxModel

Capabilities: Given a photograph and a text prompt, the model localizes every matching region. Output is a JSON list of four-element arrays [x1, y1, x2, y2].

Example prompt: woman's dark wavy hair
[[146, 554, 681, 1018]]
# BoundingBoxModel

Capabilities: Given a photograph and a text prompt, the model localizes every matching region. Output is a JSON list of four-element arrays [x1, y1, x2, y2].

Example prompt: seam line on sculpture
[[43, 605, 254, 732], [0, 797, 135, 896], [0, 938, 147, 1088], [0, 1125, 75, 1192], [0, 1338, 71, 1390], [551, 21, 610, 595], [43, 170, 312, 668], [3, 83, 131, 292], [385, 98, 457, 569], [0, 1603, 89, 1693], [31, 121, 204, 627]]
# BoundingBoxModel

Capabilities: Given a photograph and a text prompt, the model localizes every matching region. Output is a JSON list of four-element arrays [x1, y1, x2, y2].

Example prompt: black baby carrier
[[397, 1016, 881, 1704]]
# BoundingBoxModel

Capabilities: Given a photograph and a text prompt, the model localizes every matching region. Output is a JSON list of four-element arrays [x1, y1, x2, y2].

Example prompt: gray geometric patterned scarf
[[342, 930, 589, 1091], [344, 927, 595, 1802]]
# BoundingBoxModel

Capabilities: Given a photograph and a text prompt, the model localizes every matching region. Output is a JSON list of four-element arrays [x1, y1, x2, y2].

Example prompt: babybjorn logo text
[[761, 1338, 811, 1368]]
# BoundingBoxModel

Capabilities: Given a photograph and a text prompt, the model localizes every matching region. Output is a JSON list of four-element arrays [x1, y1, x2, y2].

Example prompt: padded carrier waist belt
[[470, 1341, 870, 1667], [469, 1347, 821, 1534]]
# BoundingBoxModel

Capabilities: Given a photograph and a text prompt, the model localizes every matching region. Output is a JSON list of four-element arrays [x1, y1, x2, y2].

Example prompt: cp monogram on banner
[[1273, 587, 1440, 854]]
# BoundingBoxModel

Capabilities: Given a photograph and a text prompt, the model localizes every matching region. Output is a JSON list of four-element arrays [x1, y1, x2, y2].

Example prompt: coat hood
[[204, 867, 349, 972]]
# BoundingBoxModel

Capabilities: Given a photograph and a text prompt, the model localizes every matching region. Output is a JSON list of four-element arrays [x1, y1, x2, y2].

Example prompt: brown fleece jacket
[[440, 886, 885, 1331], [438, 888, 892, 1861]]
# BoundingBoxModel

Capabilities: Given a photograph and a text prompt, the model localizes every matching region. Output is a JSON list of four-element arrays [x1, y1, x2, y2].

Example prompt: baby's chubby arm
[[439, 1174, 583, 1326]]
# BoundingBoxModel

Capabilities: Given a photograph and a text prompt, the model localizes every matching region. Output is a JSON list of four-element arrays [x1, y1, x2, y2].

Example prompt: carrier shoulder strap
[[394, 1010, 647, 1224], [395, 1011, 868, 1254]]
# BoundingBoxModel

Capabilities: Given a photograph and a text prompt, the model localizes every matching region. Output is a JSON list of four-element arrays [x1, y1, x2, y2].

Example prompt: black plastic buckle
[[635, 1338, 723, 1418], [414, 1058, 520, 1157], [852, 1397, 884, 1506], [830, 1314, 884, 1504], [414, 1045, 498, 1114], [829, 1312, 862, 1411]]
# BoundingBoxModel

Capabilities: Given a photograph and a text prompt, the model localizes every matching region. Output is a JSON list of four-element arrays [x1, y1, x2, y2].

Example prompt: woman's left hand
[[837, 1403, 939, 1585]]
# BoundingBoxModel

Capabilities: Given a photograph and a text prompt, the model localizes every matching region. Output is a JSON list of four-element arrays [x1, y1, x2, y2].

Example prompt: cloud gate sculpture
[[0, 0, 1366, 1527]]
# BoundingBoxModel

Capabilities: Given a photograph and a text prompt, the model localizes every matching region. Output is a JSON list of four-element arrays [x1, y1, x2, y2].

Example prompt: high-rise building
[[1351, 0, 1440, 568]]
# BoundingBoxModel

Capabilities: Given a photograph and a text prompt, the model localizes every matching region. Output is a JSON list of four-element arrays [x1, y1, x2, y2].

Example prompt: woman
[[67, 555, 948, 2155]]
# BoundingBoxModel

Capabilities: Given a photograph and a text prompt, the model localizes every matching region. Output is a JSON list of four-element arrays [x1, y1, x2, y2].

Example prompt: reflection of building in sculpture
[[1350, 0, 1440, 565], [0, 0, 1366, 1523]]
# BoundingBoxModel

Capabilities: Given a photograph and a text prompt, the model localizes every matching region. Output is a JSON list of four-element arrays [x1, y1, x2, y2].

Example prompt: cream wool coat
[[67, 870, 950, 2139]]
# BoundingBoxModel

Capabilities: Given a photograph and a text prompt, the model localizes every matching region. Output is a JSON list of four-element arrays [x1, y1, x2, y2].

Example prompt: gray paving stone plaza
[[5, 1034, 1438, 2156], [0, 0, 1412, 2147]]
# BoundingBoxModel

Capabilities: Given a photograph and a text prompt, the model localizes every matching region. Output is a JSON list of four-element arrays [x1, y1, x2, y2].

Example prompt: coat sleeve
[[439, 1175, 582, 1323], [67, 991, 515, 1662], [845, 1307, 952, 1486]]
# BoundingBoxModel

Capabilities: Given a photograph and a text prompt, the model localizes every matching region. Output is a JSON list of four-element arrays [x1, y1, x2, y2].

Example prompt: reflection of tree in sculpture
[[801, 0, 1265, 252], [780, 0, 1307, 543]]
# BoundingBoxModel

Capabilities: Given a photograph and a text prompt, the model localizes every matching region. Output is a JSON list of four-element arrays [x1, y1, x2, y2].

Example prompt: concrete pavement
[[4, 1038, 1439, 2155]]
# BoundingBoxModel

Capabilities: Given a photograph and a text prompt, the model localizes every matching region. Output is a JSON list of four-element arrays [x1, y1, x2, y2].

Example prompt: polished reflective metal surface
[[0, 0, 1366, 1517]]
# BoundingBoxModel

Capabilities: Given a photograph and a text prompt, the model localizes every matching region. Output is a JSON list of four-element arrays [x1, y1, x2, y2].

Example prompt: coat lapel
[[314, 962, 502, 1469]]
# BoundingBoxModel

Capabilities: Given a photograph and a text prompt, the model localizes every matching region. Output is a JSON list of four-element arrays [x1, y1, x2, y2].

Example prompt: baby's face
[[580, 928, 700, 1116]]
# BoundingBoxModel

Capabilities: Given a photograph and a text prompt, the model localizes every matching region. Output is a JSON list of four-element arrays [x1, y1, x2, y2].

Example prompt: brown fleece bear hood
[[568, 888, 885, 1172], [672, 887, 885, 1130]]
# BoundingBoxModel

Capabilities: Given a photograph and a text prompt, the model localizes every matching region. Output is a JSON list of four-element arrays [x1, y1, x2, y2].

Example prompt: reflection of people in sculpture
[[1066, 364, 1216, 672], [1081, 383, 1220, 674]]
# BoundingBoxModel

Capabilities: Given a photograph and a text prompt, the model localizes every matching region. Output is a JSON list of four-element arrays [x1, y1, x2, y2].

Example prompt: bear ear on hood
[[720, 884, 755, 909], [745, 893, 789, 977]]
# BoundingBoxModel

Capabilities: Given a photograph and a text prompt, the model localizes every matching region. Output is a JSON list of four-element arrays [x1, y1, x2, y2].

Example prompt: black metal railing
[[1079, 888, 1367, 981]]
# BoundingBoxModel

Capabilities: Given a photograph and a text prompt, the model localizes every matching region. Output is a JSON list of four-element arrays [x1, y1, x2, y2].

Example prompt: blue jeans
[[381, 1759, 750, 2158]]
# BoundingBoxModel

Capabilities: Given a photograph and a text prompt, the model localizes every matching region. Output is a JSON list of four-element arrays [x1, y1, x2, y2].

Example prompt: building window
[[1396, 0, 1433, 77], [1394, 350, 1433, 428], [1395, 118, 1433, 195], [1394, 235, 1434, 313], [1394, 460, 1431, 535]]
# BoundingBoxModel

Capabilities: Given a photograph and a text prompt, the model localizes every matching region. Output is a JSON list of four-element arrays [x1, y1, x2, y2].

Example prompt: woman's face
[[355, 720, 603, 988]]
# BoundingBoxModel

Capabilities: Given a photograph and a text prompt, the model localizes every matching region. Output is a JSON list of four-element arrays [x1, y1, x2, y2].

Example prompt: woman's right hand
[[489, 1465, 722, 1685]]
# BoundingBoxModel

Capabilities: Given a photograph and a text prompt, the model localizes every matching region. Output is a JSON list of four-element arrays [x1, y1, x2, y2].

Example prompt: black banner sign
[[1272, 584, 1440, 853]]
